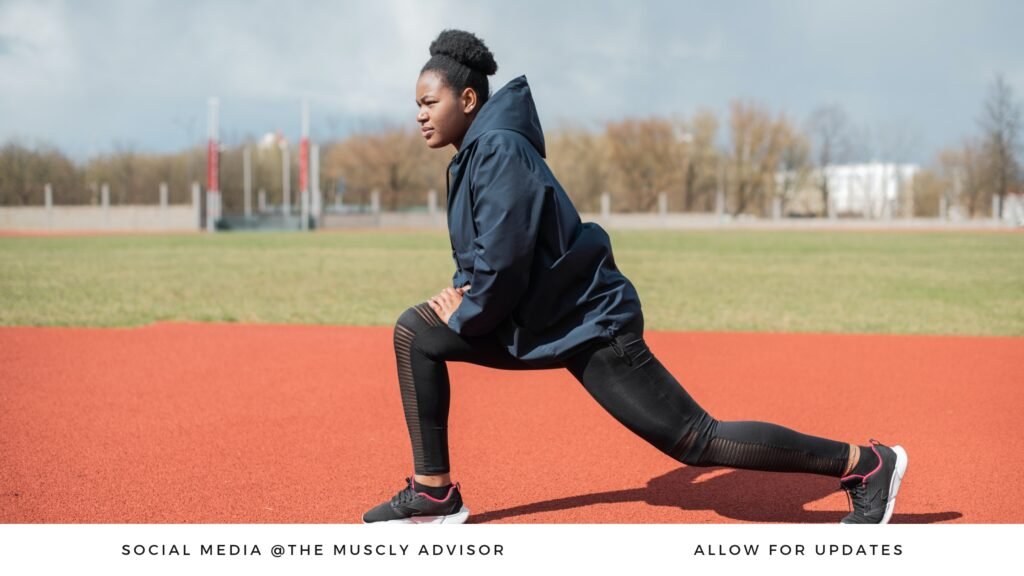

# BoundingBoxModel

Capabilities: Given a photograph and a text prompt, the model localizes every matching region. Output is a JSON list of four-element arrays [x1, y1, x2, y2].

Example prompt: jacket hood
[[459, 75, 546, 158]]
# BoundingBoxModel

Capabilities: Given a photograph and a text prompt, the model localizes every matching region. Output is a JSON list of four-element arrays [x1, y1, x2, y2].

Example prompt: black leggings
[[394, 302, 851, 477]]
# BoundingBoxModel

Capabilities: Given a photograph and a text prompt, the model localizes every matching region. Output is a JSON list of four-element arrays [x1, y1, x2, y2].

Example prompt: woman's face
[[416, 70, 478, 150]]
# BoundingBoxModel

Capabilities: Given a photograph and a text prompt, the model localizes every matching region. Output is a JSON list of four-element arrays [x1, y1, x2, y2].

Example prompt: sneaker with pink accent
[[839, 439, 908, 524], [362, 476, 470, 524]]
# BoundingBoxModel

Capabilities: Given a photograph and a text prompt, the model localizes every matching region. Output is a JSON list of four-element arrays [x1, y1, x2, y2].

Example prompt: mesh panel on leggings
[[695, 436, 847, 476], [667, 427, 702, 462], [394, 303, 443, 474], [394, 323, 424, 470], [413, 303, 443, 328]]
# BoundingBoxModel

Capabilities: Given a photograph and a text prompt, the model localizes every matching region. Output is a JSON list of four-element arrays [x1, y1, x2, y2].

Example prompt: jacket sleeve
[[452, 265, 471, 289], [447, 144, 546, 336]]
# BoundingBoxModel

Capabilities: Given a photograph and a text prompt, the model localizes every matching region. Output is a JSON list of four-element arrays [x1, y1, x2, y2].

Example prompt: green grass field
[[1, 229, 1021, 335]]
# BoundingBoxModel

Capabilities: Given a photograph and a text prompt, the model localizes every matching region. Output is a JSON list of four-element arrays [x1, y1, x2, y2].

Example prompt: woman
[[362, 30, 908, 525]]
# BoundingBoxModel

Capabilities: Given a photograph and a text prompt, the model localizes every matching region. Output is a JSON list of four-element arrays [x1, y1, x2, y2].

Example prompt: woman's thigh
[[397, 302, 548, 372], [563, 315, 710, 454]]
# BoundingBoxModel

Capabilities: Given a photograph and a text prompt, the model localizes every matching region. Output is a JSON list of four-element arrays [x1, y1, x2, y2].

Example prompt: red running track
[[1, 323, 1021, 523]]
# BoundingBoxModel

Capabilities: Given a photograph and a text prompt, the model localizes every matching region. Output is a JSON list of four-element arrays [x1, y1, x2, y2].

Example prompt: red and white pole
[[206, 97, 220, 232], [300, 99, 309, 196], [300, 98, 310, 231]]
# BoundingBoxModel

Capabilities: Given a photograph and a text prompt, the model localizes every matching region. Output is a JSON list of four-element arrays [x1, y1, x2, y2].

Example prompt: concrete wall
[[319, 210, 1018, 231], [5, 202, 1016, 234], [321, 212, 447, 229], [0, 205, 199, 232]]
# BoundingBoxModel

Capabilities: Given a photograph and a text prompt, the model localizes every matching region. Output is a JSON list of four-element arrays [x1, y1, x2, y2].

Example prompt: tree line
[[2, 75, 1019, 218]]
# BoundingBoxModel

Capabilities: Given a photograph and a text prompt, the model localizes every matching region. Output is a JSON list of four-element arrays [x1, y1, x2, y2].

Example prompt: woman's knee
[[666, 411, 720, 466], [395, 303, 454, 360], [396, 305, 423, 332], [396, 302, 442, 333]]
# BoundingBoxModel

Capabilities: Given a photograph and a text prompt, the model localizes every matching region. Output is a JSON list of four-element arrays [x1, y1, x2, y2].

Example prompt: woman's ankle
[[842, 444, 859, 476], [414, 473, 451, 487]]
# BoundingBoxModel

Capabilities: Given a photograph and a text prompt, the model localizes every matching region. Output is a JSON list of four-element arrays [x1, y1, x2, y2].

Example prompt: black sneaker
[[362, 476, 470, 524], [839, 439, 908, 524]]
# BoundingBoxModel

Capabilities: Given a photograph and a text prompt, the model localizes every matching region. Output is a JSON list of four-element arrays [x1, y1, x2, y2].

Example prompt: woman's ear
[[461, 87, 478, 115]]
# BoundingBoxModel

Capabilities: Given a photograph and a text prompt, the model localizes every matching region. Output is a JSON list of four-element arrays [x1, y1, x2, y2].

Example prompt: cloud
[[0, 35, 21, 56], [0, 0, 1021, 163]]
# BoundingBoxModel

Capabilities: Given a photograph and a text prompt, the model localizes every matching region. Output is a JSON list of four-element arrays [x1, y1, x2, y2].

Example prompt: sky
[[0, 0, 1021, 164]]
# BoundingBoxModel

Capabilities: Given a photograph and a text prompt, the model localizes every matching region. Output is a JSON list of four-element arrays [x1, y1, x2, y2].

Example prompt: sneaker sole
[[880, 446, 908, 525], [363, 505, 470, 525]]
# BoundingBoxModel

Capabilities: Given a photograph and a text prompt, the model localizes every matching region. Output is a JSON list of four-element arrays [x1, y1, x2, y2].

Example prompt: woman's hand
[[428, 285, 471, 325]]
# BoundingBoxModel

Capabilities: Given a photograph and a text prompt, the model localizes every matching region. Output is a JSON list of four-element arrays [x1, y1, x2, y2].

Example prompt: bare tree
[[776, 121, 812, 216], [728, 101, 788, 217], [88, 142, 141, 205], [323, 125, 447, 211], [0, 140, 84, 206], [979, 73, 1022, 218], [252, 134, 286, 207], [936, 139, 989, 218], [908, 167, 943, 217], [605, 118, 685, 212], [807, 104, 854, 216], [547, 123, 608, 213], [681, 109, 720, 212], [0, 141, 34, 205]]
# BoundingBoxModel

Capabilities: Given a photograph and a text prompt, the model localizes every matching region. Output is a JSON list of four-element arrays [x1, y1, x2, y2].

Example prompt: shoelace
[[850, 481, 868, 507], [844, 479, 870, 517], [390, 477, 418, 507]]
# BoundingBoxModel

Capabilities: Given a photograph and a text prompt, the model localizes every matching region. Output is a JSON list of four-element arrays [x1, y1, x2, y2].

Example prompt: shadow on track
[[470, 465, 959, 524]]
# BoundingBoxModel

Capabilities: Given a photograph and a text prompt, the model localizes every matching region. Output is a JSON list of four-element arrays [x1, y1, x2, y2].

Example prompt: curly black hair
[[421, 29, 498, 109]]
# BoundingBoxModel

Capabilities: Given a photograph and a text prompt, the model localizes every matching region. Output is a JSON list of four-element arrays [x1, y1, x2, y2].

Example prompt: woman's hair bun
[[429, 29, 498, 76]]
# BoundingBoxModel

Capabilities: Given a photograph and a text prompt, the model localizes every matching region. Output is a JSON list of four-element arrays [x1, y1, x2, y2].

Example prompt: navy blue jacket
[[445, 75, 641, 367]]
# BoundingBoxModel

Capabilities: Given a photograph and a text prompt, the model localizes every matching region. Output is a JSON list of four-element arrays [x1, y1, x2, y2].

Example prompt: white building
[[781, 163, 919, 218], [1002, 194, 1024, 226], [824, 163, 918, 218]]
